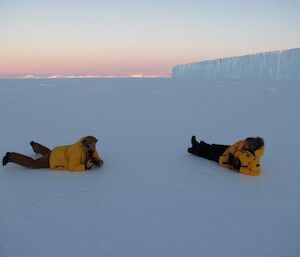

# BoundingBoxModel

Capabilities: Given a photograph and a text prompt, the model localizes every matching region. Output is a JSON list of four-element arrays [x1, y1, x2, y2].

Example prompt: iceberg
[[172, 48, 300, 80]]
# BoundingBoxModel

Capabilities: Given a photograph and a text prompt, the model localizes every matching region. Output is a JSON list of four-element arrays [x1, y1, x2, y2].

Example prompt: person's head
[[82, 136, 98, 152], [244, 137, 264, 152]]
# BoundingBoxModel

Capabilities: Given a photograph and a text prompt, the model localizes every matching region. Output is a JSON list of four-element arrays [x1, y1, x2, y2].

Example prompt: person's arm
[[229, 154, 241, 170], [67, 147, 86, 172], [235, 150, 260, 176], [219, 141, 241, 168], [92, 150, 101, 161], [239, 163, 261, 176], [92, 150, 104, 167], [85, 159, 94, 170]]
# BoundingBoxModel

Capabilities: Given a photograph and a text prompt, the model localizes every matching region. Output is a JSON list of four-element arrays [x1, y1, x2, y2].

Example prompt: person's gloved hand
[[232, 157, 241, 170], [94, 159, 104, 167], [85, 159, 94, 170], [228, 154, 235, 165], [228, 154, 241, 171]]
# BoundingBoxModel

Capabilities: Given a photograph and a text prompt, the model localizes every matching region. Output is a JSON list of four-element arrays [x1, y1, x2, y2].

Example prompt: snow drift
[[172, 48, 300, 80], [1, 78, 300, 257]]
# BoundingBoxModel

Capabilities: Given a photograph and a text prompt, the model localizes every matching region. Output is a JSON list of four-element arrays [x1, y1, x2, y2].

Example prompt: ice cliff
[[172, 48, 300, 80]]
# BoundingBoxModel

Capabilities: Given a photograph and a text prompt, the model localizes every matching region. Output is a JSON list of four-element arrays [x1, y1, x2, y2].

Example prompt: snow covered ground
[[0, 78, 300, 257]]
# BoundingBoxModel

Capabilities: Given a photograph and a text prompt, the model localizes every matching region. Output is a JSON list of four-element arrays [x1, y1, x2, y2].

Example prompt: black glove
[[228, 154, 235, 165], [93, 159, 104, 167], [228, 154, 241, 171], [232, 157, 241, 171]]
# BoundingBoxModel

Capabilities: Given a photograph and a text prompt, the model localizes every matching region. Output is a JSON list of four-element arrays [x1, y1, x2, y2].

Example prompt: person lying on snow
[[187, 136, 264, 176], [2, 136, 103, 172]]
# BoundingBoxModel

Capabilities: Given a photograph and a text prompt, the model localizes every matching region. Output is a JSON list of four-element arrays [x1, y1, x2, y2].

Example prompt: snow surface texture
[[172, 48, 300, 80], [0, 78, 300, 257]]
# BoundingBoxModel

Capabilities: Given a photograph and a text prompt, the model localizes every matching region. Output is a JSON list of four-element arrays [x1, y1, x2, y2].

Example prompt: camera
[[87, 150, 103, 167]]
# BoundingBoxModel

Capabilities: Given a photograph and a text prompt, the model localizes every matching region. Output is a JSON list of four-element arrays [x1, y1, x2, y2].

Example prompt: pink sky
[[1, 1, 299, 78]]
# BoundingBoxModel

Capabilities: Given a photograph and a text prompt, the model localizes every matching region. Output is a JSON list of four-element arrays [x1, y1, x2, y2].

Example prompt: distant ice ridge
[[172, 48, 300, 80]]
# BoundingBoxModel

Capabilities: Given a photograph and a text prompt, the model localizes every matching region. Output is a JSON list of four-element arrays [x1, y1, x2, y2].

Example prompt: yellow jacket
[[219, 140, 264, 176], [49, 138, 101, 172]]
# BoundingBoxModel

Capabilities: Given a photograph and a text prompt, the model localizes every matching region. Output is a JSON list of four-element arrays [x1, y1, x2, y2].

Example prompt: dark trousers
[[8, 142, 51, 169], [188, 141, 229, 162]]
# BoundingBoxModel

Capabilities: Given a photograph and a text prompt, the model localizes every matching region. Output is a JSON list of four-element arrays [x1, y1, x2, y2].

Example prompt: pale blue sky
[[1, 0, 299, 77]]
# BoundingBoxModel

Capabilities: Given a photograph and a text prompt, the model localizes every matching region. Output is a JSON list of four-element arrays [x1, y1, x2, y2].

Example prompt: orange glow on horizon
[[15, 73, 171, 79], [0, 52, 176, 78], [0, 48, 245, 79]]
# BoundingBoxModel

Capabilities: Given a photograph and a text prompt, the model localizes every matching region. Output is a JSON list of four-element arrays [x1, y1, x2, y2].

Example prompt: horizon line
[[0, 74, 171, 79]]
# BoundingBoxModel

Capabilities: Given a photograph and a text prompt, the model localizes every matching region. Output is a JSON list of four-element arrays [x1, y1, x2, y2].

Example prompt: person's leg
[[191, 136, 206, 149], [211, 144, 230, 152], [30, 141, 51, 156], [188, 137, 209, 156], [3, 152, 50, 169], [188, 140, 227, 162], [188, 144, 217, 161]]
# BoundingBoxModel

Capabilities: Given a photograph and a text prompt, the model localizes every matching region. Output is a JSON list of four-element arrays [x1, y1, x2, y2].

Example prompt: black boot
[[191, 136, 197, 146], [30, 141, 36, 147], [2, 152, 11, 166], [187, 147, 195, 154]]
